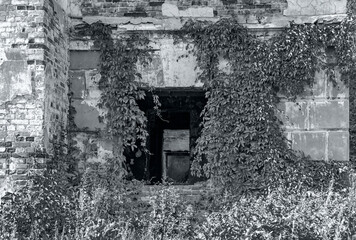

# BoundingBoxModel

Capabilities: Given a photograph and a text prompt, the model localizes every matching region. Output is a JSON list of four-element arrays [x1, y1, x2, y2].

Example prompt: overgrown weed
[[1, 160, 356, 240]]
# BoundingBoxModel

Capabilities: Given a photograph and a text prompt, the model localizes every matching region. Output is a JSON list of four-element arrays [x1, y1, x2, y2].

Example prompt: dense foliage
[[84, 22, 152, 151], [177, 17, 356, 190], [75, 17, 356, 191], [1, 173, 356, 239]]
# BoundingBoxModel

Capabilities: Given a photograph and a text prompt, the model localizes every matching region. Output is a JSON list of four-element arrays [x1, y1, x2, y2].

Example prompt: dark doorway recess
[[125, 88, 206, 184]]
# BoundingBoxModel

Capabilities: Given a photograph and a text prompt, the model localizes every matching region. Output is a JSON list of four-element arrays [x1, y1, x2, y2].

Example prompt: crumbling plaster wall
[[0, 0, 69, 195], [69, 32, 205, 168], [69, 0, 349, 168]]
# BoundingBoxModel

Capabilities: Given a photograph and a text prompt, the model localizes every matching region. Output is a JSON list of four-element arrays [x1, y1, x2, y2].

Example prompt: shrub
[[75, 165, 199, 240], [1, 161, 356, 240], [197, 180, 356, 240], [1, 145, 355, 240], [140, 186, 197, 240], [0, 168, 77, 239]]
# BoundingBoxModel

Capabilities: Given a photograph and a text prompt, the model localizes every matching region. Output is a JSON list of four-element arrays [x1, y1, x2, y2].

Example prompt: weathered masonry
[[0, 0, 350, 193], [0, 0, 69, 195]]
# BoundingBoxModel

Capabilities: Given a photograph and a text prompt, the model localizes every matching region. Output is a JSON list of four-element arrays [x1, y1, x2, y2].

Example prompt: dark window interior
[[149, 111, 190, 183], [124, 88, 206, 184]]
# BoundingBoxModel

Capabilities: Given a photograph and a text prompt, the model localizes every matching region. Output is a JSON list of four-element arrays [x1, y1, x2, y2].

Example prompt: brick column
[[0, 0, 69, 196]]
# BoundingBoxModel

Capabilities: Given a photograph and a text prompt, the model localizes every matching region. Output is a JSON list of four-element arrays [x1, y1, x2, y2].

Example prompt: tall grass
[[1, 165, 356, 239]]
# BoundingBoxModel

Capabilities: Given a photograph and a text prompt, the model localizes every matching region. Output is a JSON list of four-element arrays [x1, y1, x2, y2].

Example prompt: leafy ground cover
[[0, 158, 355, 240]]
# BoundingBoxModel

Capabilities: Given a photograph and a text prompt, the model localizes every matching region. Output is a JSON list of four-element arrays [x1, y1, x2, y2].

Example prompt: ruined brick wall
[[0, 0, 69, 194], [68, 0, 346, 21], [42, 0, 69, 151], [68, 0, 349, 171], [0, 0, 349, 198], [73, 0, 287, 19]]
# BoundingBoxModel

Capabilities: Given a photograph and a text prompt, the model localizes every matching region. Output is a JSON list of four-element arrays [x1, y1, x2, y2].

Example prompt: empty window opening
[[125, 88, 206, 184]]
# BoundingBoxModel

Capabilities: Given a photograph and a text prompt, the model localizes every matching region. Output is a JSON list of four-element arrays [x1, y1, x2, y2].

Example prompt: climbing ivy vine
[[177, 17, 356, 190], [78, 16, 356, 189], [86, 22, 152, 151]]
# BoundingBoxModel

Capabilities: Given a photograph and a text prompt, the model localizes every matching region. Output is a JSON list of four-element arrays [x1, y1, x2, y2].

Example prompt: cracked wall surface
[[284, 0, 347, 16]]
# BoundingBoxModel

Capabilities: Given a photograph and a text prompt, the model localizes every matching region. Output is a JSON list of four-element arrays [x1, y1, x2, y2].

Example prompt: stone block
[[277, 101, 308, 130], [179, 7, 214, 17], [72, 99, 105, 130], [291, 131, 327, 160], [69, 41, 96, 51], [69, 71, 86, 99], [162, 2, 214, 17], [328, 131, 349, 161], [162, 3, 179, 17], [70, 51, 100, 70], [309, 100, 349, 129], [283, 0, 347, 16]]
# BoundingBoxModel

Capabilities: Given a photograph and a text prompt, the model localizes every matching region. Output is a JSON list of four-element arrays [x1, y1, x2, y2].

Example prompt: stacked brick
[[79, 0, 287, 18], [41, 0, 69, 150], [0, 0, 69, 194]]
